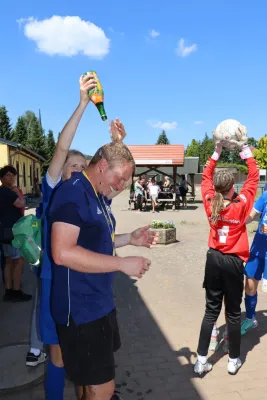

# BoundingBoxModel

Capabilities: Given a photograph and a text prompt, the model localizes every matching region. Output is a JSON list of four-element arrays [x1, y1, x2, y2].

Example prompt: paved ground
[[1, 190, 267, 399]]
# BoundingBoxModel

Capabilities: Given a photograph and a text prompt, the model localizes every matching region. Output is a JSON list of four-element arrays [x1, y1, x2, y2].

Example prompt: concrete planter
[[150, 227, 176, 245]]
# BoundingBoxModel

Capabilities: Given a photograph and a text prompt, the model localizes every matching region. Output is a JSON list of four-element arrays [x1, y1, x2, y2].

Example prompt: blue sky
[[1, 0, 267, 155]]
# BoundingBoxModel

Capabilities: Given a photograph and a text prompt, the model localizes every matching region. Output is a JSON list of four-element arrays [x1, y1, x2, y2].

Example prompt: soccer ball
[[212, 119, 248, 149]]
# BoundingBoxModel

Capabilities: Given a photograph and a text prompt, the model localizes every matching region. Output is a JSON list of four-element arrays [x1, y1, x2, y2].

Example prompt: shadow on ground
[[113, 272, 204, 400]]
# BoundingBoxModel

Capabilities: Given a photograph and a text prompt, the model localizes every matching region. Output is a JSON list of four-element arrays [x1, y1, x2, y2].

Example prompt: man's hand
[[120, 256, 151, 278], [129, 226, 159, 248], [110, 118, 126, 142], [79, 73, 97, 106]]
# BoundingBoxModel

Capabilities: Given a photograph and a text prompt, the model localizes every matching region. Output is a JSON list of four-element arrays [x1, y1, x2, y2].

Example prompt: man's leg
[[26, 277, 47, 367], [4, 256, 13, 289], [84, 381, 115, 400], [151, 196, 155, 212], [56, 310, 120, 400], [11, 252, 32, 301]]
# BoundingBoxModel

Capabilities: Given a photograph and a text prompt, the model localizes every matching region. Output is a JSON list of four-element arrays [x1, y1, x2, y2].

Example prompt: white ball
[[212, 119, 248, 149]]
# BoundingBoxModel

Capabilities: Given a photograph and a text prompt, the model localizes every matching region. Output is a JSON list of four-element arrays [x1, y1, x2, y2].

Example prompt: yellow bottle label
[[88, 71, 104, 105]]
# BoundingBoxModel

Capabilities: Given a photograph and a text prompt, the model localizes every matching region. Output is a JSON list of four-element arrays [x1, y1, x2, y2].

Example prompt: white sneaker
[[194, 360, 212, 375], [227, 358, 242, 375]]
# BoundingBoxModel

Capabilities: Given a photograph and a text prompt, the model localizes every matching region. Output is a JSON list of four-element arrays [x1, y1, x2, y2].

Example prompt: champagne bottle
[[84, 71, 107, 121]]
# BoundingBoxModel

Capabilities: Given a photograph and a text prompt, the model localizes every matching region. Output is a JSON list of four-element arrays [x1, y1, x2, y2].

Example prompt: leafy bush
[[151, 220, 176, 229]]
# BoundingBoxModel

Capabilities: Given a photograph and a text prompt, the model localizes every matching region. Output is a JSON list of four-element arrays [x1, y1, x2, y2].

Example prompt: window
[[36, 168, 39, 182], [23, 163, 26, 187]]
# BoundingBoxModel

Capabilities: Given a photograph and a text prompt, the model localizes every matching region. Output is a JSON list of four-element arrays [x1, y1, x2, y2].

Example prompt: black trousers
[[136, 194, 143, 210], [197, 249, 244, 359]]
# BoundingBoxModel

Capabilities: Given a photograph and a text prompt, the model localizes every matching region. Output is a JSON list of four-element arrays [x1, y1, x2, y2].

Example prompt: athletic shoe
[[3, 289, 14, 302], [194, 360, 212, 375], [222, 332, 229, 353], [227, 358, 242, 375], [26, 351, 48, 367], [262, 281, 267, 293], [241, 318, 258, 335], [209, 334, 219, 352], [111, 391, 123, 400]]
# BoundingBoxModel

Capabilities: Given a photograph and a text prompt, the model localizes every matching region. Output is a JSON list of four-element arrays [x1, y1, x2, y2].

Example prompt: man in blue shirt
[[241, 191, 267, 335], [49, 142, 157, 400]]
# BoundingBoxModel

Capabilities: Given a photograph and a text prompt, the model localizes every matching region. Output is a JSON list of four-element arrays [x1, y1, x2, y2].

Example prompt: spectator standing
[[0, 165, 31, 302]]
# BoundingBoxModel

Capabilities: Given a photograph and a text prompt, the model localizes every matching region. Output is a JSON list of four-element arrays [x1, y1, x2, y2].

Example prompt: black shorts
[[56, 309, 121, 386]]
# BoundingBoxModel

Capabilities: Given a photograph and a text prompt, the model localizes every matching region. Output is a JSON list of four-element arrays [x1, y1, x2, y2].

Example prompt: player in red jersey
[[194, 142, 258, 376]]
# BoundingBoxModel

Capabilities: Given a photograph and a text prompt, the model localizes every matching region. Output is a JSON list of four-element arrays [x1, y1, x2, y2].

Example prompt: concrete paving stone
[[0, 343, 45, 392]]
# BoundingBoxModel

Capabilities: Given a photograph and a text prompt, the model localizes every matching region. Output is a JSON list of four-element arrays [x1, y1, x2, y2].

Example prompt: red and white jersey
[[201, 158, 259, 261]]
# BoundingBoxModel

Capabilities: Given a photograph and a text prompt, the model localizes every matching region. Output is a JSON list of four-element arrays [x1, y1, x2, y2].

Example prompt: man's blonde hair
[[90, 142, 135, 172]]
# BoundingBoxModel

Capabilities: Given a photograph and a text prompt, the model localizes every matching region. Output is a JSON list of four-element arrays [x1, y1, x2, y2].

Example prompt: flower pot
[[150, 227, 176, 245]]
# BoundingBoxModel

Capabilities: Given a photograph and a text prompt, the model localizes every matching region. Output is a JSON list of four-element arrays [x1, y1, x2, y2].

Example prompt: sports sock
[[245, 292, 258, 319], [45, 360, 66, 400]]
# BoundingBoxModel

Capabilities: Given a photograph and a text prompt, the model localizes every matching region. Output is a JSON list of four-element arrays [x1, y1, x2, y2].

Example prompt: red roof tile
[[127, 145, 184, 166]]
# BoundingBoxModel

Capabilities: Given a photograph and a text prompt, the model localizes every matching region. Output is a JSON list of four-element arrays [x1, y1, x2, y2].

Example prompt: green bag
[[12, 215, 42, 266]]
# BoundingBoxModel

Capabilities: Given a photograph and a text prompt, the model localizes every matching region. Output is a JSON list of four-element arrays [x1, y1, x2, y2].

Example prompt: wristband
[[240, 146, 253, 159], [211, 151, 220, 161]]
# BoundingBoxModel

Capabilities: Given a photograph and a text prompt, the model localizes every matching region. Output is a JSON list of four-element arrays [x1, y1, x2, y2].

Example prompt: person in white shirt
[[149, 180, 160, 213]]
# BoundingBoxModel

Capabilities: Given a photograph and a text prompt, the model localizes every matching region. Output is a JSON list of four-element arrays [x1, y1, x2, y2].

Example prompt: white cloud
[[17, 16, 110, 59], [176, 38, 197, 57], [149, 29, 160, 38], [194, 120, 203, 125], [147, 120, 177, 131]]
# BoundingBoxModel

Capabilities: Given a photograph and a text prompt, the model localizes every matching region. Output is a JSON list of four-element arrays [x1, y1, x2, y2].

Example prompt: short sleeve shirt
[[0, 187, 21, 242], [250, 191, 267, 258], [48, 172, 116, 325]]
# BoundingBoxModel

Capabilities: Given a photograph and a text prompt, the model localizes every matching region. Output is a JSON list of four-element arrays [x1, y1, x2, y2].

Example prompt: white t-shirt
[[150, 185, 160, 195]]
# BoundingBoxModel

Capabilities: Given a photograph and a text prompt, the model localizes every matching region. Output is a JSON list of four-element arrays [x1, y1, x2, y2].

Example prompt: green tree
[[156, 130, 170, 145], [24, 111, 47, 159], [247, 137, 258, 148], [46, 130, 56, 162], [0, 106, 12, 140], [253, 135, 267, 168], [199, 133, 214, 164], [185, 139, 201, 157], [12, 116, 28, 145]]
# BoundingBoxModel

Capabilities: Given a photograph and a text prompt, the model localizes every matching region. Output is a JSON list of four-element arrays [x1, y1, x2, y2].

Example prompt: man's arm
[[52, 222, 122, 273], [9, 187, 25, 209], [51, 222, 151, 278], [114, 233, 130, 248], [48, 74, 96, 183]]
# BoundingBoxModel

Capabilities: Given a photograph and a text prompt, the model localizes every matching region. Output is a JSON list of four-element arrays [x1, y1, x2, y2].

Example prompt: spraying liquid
[[84, 71, 107, 121]]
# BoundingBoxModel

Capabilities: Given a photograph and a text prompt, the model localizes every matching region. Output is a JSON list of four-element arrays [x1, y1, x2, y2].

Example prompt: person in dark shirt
[[49, 141, 158, 400], [0, 165, 32, 302]]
